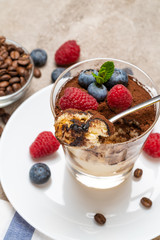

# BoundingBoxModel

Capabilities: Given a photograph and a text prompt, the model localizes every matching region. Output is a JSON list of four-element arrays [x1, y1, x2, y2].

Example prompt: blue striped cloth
[[4, 212, 34, 240], [0, 200, 52, 240]]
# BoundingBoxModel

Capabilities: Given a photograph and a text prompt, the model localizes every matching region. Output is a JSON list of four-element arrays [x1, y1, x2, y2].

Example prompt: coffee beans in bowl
[[0, 36, 34, 107]]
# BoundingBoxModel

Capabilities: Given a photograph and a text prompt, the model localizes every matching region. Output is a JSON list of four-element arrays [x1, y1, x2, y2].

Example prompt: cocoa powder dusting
[[55, 75, 156, 143]]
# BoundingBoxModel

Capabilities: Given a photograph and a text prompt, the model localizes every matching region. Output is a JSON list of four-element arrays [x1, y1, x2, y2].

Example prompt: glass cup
[[50, 58, 160, 189]]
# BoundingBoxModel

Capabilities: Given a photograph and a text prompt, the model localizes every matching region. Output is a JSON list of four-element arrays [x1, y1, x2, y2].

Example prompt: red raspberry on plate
[[107, 84, 132, 112], [55, 40, 80, 66], [143, 133, 160, 158], [59, 87, 98, 111], [30, 131, 60, 159]]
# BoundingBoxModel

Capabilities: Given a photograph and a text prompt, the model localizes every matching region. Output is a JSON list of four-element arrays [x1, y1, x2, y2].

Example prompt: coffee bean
[[16, 47, 24, 54], [2, 113, 10, 124], [18, 57, 30, 66], [134, 168, 143, 178], [16, 66, 26, 76], [20, 76, 26, 86], [0, 108, 5, 116], [0, 126, 3, 136], [34, 68, 41, 78], [12, 83, 21, 91], [94, 213, 106, 225], [6, 85, 13, 94], [0, 74, 11, 81], [8, 65, 16, 71], [0, 90, 5, 96], [0, 63, 8, 69], [0, 81, 10, 88], [10, 50, 20, 60], [0, 49, 5, 53], [12, 60, 18, 68], [7, 44, 16, 52], [1, 45, 6, 50], [0, 69, 7, 76], [0, 36, 6, 44], [24, 70, 29, 79], [26, 63, 33, 70], [1, 51, 8, 60], [9, 77, 20, 84], [0, 87, 5, 91], [140, 197, 152, 208], [22, 54, 29, 59], [0, 48, 5, 53], [5, 57, 12, 66], [8, 71, 18, 77], [0, 56, 4, 61]]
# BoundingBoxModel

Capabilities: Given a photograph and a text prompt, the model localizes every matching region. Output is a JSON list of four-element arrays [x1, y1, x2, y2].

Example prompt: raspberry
[[107, 84, 132, 112], [59, 87, 98, 111], [143, 133, 160, 158], [55, 40, 80, 66], [29, 131, 60, 159]]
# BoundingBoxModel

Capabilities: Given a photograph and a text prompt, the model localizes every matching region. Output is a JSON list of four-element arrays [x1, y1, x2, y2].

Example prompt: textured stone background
[[0, 0, 159, 113], [0, 0, 160, 239]]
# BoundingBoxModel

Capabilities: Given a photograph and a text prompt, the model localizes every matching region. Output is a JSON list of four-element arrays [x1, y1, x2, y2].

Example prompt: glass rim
[[50, 57, 160, 147], [0, 38, 34, 101]]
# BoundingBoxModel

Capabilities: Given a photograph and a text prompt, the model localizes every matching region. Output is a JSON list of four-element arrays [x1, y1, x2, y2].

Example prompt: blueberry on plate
[[88, 82, 107, 101], [29, 163, 51, 184], [104, 68, 128, 90], [51, 67, 70, 83], [30, 49, 47, 67], [78, 69, 98, 89]]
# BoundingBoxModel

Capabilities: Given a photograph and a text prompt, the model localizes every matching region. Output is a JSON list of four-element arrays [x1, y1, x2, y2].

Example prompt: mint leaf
[[92, 73, 98, 78], [92, 61, 114, 85], [92, 73, 102, 84], [101, 61, 114, 82], [95, 76, 104, 85]]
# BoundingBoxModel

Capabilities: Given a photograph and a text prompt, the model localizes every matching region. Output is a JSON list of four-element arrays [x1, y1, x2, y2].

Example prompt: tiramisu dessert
[[52, 60, 157, 187]]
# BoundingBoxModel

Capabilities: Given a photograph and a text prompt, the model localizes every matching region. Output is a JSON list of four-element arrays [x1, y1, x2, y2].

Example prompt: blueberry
[[30, 49, 47, 67], [122, 67, 133, 75], [88, 82, 107, 101], [78, 69, 98, 89], [29, 163, 51, 184], [104, 68, 128, 90], [51, 67, 70, 83]]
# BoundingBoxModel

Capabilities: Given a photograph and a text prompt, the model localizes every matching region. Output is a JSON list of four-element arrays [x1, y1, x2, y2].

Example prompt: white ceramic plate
[[0, 85, 160, 240]]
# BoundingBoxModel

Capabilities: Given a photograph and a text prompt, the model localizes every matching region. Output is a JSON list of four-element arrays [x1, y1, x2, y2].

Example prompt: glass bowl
[[0, 38, 34, 107], [50, 58, 160, 189]]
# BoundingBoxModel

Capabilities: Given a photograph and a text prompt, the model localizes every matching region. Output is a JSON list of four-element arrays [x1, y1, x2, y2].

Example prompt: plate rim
[[0, 84, 160, 240]]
